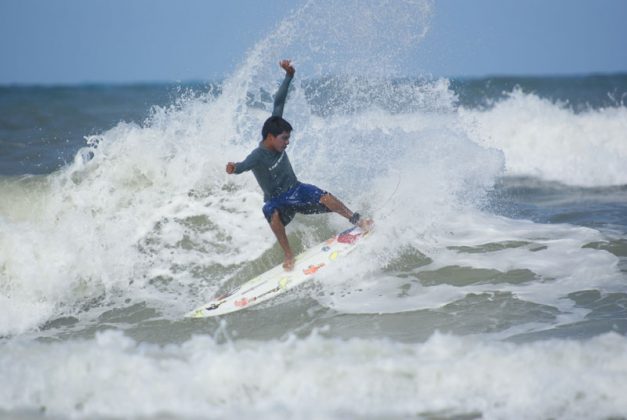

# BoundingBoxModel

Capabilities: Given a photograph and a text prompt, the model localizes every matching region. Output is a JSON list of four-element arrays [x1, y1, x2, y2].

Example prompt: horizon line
[[1, 71, 626, 88]]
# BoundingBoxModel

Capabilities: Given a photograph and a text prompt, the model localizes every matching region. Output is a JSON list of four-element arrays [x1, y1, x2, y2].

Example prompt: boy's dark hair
[[262, 116, 293, 139]]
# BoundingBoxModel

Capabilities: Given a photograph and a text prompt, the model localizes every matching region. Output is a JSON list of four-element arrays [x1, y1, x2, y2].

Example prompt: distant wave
[[460, 88, 627, 187]]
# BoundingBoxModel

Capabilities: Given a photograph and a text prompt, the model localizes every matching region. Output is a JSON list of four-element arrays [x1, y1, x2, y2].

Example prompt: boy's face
[[267, 131, 291, 153]]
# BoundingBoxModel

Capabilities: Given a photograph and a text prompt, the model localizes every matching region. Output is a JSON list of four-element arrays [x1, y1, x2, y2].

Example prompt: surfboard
[[185, 225, 372, 318]]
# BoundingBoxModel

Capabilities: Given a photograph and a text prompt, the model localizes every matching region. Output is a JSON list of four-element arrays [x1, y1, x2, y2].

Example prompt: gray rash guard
[[233, 74, 297, 202]]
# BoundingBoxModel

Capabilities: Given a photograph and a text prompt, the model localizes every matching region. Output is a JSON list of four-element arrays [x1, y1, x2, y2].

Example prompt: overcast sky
[[1, 0, 626, 84]]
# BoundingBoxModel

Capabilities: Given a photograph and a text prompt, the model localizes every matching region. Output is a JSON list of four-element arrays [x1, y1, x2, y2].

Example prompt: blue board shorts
[[263, 182, 331, 226]]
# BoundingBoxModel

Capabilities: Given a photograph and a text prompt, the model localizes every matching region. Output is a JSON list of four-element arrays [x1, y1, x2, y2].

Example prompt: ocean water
[[2, 1, 627, 419]]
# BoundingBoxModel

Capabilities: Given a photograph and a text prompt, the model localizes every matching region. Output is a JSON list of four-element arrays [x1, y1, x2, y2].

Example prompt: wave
[[0, 0, 625, 338], [1, 330, 626, 418], [0, 77, 503, 335], [460, 88, 627, 187]]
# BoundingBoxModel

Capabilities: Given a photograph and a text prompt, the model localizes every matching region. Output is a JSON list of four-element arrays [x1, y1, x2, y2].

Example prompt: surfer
[[226, 60, 372, 271]]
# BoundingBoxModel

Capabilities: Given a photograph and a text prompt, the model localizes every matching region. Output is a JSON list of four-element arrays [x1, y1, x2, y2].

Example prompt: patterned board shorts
[[262, 182, 331, 226]]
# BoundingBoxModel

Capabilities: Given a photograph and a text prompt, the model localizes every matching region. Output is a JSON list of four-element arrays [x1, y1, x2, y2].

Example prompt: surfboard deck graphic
[[185, 226, 371, 318]]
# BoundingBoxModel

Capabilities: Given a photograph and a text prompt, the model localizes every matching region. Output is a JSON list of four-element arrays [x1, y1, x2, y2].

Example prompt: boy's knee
[[319, 193, 332, 204], [271, 210, 291, 228]]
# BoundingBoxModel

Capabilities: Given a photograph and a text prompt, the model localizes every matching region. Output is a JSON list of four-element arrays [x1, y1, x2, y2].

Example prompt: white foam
[[460, 89, 627, 187], [314, 207, 624, 323], [1, 330, 626, 419]]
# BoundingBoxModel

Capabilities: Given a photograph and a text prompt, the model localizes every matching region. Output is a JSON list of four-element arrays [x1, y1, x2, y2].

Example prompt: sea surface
[[1, 2, 627, 419]]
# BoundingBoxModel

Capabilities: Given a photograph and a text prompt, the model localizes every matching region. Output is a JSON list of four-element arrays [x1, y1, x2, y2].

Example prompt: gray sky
[[1, 0, 626, 84]]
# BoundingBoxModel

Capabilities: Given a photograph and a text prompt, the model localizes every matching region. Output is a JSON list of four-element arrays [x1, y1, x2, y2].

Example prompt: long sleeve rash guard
[[233, 74, 298, 202]]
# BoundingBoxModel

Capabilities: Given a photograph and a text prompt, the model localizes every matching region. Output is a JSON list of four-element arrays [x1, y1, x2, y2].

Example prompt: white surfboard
[[185, 225, 372, 318]]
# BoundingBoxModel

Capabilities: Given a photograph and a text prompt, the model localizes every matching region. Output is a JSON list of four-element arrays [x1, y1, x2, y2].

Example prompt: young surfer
[[226, 59, 372, 271]]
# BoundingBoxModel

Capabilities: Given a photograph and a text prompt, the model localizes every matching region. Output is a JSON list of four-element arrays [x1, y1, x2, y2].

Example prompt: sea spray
[[0, 0, 441, 335]]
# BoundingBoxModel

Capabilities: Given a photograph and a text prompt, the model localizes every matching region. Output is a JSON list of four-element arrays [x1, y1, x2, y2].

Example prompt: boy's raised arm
[[272, 60, 295, 117]]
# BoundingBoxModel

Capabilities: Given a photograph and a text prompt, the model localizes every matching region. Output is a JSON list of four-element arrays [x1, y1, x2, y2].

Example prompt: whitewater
[[1, 0, 626, 418]]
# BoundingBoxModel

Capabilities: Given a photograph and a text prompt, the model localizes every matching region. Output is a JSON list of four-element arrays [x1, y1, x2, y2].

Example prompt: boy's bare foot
[[357, 218, 374, 232], [283, 254, 295, 271]]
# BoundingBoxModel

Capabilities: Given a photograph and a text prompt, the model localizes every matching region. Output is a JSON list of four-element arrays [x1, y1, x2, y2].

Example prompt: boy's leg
[[319, 193, 373, 230], [319, 193, 352, 219], [269, 210, 295, 271]]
